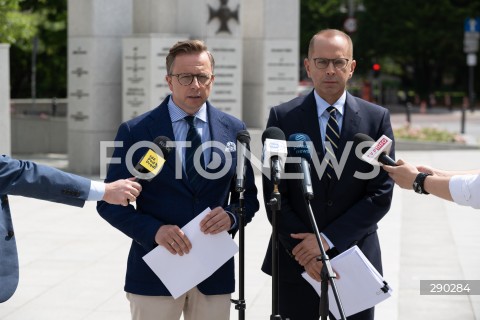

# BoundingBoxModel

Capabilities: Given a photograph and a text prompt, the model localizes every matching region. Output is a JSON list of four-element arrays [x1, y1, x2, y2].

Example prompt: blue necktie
[[325, 106, 340, 180], [184, 116, 205, 188]]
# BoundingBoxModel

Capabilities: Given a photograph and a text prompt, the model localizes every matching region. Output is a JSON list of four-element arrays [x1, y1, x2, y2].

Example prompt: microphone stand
[[268, 177, 282, 320], [231, 190, 246, 320], [304, 196, 346, 320]]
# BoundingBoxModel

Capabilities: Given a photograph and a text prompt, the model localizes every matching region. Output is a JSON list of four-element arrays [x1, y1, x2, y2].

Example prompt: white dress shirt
[[449, 174, 480, 209]]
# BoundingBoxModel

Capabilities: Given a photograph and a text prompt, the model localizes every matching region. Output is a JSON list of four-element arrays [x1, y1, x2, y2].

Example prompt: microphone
[[353, 133, 396, 166], [288, 133, 314, 200], [261, 127, 288, 185], [235, 130, 251, 193], [133, 136, 173, 181]]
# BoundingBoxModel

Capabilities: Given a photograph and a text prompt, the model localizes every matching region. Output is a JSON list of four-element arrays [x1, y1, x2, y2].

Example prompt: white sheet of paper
[[302, 245, 392, 319], [143, 207, 239, 299]]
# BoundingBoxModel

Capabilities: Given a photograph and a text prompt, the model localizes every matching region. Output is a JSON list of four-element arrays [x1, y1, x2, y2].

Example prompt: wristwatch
[[413, 172, 431, 194]]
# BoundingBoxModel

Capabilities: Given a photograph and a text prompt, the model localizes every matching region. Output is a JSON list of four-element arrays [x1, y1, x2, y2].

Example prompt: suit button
[[327, 200, 333, 206], [6, 230, 14, 240]]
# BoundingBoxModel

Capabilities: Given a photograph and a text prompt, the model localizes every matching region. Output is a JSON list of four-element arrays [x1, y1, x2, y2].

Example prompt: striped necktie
[[325, 106, 340, 180], [184, 116, 205, 188]]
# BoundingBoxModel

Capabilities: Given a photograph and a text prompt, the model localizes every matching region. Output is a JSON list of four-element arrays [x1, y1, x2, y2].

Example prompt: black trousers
[[278, 280, 375, 320]]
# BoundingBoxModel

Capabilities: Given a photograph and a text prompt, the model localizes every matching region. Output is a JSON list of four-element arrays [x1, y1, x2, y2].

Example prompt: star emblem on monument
[[208, 0, 239, 34]]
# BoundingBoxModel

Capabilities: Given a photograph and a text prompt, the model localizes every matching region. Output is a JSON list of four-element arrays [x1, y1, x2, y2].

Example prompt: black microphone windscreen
[[353, 133, 375, 154], [262, 127, 285, 144], [353, 133, 374, 144], [153, 136, 173, 158], [236, 130, 251, 144], [287, 133, 312, 161], [134, 136, 173, 180]]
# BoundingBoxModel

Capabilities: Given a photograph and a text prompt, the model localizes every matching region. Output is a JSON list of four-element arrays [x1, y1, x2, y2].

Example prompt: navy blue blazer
[[0, 155, 90, 302], [97, 96, 259, 296], [261, 91, 395, 282]]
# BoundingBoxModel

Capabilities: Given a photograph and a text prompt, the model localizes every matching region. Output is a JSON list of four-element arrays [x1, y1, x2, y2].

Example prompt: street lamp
[[339, 0, 366, 33]]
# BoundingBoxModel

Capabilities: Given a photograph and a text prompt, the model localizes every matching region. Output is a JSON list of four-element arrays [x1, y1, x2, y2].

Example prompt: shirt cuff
[[449, 174, 480, 209], [226, 211, 238, 230], [87, 180, 106, 201], [321, 232, 334, 249]]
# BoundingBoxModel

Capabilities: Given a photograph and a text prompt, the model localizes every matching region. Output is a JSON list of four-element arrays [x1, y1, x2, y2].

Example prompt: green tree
[[301, 0, 480, 103], [2, 0, 67, 98], [0, 0, 38, 44], [357, 0, 478, 101]]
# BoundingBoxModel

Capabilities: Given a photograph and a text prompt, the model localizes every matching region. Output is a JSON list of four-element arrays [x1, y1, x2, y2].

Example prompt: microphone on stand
[[235, 130, 251, 193], [287, 133, 314, 200], [231, 131, 251, 320], [261, 127, 288, 186], [261, 126, 287, 319]]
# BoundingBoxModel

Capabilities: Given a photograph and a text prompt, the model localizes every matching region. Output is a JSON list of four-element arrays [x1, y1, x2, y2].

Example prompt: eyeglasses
[[312, 58, 349, 70], [169, 73, 214, 86]]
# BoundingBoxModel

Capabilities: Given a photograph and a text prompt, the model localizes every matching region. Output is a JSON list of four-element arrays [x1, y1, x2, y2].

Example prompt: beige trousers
[[127, 287, 231, 320]]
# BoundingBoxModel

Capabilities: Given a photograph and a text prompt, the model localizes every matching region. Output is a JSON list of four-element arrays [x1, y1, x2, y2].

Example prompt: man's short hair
[[166, 39, 215, 74]]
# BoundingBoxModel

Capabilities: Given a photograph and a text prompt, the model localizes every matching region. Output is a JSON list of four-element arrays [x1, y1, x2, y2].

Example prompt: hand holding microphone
[[103, 178, 142, 206]]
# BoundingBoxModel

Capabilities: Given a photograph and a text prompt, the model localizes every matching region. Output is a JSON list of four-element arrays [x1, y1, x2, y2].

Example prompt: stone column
[[200, 0, 243, 120], [0, 44, 11, 155], [67, 0, 132, 175], [242, 0, 300, 128]]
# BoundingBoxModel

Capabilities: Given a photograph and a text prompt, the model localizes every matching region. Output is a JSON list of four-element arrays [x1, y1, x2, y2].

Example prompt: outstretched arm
[[383, 159, 480, 207]]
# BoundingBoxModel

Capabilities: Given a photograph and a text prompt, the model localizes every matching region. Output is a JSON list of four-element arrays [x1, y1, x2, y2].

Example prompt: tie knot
[[327, 106, 336, 117], [184, 115, 196, 127]]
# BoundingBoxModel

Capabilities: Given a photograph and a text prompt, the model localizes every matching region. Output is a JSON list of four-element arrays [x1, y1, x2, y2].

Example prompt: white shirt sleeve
[[449, 174, 480, 209], [87, 180, 106, 201]]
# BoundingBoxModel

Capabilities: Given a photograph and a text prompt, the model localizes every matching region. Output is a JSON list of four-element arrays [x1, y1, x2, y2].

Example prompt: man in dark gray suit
[[0, 155, 142, 302], [261, 29, 395, 320]]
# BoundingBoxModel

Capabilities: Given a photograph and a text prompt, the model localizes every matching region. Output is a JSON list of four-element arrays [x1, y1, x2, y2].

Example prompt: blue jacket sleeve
[[0, 155, 90, 207]]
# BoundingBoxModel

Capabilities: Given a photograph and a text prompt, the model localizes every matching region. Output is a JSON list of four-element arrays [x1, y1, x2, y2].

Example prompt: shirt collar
[[314, 90, 346, 117], [168, 96, 208, 124]]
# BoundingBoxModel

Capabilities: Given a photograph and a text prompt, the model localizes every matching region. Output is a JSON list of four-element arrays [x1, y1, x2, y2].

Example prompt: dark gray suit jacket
[[0, 155, 91, 302], [262, 91, 395, 284]]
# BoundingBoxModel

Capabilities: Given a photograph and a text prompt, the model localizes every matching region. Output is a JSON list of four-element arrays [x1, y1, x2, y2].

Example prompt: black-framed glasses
[[169, 73, 214, 86], [312, 58, 349, 70]]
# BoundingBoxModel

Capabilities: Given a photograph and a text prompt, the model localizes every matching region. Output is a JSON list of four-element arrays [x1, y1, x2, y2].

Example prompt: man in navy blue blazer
[[0, 155, 142, 303], [261, 29, 394, 320], [97, 40, 259, 320]]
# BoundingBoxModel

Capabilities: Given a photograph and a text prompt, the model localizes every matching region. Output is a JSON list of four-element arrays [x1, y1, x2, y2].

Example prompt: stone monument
[[0, 44, 11, 155], [67, 0, 132, 174], [65, 0, 298, 174], [122, 34, 187, 120], [242, 0, 299, 128], [123, 0, 243, 121]]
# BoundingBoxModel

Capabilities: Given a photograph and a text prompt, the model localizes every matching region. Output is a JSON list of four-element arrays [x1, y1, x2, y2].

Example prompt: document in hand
[[143, 207, 239, 299], [302, 245, 392, 319]]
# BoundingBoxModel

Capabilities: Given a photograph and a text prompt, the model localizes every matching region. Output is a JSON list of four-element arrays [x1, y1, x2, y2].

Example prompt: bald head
[[307, 29, 353, 59]]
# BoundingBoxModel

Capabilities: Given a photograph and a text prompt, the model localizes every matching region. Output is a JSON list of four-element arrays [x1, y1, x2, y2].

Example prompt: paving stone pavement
[[1, 149, 479, 320], [2, 107, 480, 320]]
